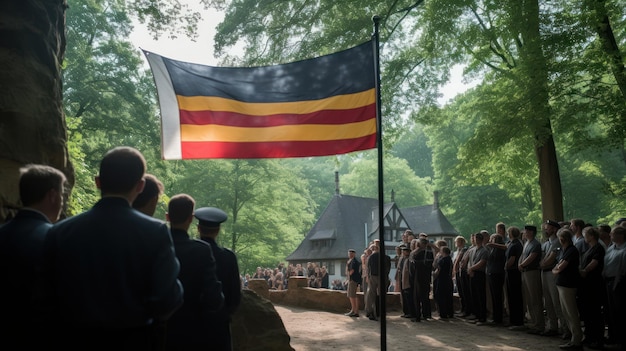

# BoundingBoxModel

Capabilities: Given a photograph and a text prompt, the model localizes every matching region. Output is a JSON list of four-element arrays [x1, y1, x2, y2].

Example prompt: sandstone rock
[[0, 1, 73, 223], [247, 278, 270, 299], [231, 289, 294, 351]]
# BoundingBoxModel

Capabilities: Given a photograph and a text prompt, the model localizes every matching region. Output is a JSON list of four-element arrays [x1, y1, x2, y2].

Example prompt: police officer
[[166, 196, 224, 350], [195, 207, 242, 351]]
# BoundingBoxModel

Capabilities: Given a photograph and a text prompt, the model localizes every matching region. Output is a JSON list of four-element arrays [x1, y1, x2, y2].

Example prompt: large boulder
[[0, 0, 73, 223], [231, 289, 294, 351]]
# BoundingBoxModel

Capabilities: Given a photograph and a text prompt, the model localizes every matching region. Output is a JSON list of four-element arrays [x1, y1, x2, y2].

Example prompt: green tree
[[209, 0, 626, 225], [391, 124, 434, 179], [63, 0, 199, 214], [283, 156, 339, 219], [340, 153, 432, 207], [422, 91, 532, 233], [414, 0, 567, 221], [173, 159, 316, 273]]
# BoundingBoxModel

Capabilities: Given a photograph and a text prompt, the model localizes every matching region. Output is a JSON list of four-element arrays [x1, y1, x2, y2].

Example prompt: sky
[[129, 4, 475, 105], [130, 7, 223, 66]]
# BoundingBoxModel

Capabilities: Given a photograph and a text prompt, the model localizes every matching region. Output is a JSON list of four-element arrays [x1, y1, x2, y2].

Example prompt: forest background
[[60, 0, 625, 274]]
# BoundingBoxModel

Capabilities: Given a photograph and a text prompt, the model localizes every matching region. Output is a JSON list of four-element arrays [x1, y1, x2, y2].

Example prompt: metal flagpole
[[372, 15, 387, 351]]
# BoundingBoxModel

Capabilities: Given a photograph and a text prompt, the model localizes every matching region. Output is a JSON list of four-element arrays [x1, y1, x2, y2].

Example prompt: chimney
[[433, 190, 439, 211], [335, 171, 340, 196]]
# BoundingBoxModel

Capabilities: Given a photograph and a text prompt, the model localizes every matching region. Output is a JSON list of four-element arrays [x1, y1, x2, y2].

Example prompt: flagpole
[[372, 15, 387, 351]]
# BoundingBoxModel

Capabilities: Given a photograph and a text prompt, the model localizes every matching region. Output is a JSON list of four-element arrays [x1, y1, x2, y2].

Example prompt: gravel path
[[275, 304, 583, 351]]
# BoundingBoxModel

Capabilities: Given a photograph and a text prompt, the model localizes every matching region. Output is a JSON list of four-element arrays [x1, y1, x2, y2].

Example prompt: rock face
[[231, 289, 294, 351], [0, 0, 74, 223]]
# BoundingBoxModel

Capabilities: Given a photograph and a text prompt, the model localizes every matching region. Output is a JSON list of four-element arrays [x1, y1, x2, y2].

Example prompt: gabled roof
[[401, 204, 459, 236], [286, 195, 460, 262], [286, 194, 377, 261], [368, 202, 395, 235]]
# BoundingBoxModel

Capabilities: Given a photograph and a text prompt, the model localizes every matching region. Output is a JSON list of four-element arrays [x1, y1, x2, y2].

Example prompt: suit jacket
[[367, 252, 380, 276], [200, 237, 242, 351], [44, 197, 183, 333], [200, 237, 241, 317], [0, 209, 52, 335], [411, 248, 434, 286], [166, 228, 224, 350]]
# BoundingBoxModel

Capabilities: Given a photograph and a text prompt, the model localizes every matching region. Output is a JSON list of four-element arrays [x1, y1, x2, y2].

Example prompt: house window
[[312, 239, 332, 249]]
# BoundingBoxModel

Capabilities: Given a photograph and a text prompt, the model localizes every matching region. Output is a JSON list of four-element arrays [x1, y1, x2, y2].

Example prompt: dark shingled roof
[[368, 203, 395, 236], [287, 194, 459, 262], [286, 194, 377, 261], [401, 205, 459, 237]]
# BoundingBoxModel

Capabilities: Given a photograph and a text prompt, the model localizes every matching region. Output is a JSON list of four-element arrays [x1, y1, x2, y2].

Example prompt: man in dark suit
[[132, 173, 164, 216], [0, 164, 66, 346], [44, 146, 183, 350], [196, 207, 242, 351], [131, 173, 168, 350], [165, 194, 224, 350], [411, 237, 434, 321]]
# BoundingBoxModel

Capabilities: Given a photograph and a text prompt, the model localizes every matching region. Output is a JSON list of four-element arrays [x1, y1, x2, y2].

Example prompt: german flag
[[144, 41, 377, 159]]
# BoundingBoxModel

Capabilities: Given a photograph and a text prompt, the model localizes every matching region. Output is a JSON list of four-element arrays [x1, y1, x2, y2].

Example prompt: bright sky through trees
[[128, 1, 475, 104]]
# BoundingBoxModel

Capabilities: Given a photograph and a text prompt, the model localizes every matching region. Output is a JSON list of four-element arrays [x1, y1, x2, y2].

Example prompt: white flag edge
[[144, 51, 182, 160]]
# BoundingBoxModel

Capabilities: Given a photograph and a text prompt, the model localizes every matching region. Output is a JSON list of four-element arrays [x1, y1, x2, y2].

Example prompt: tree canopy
[[55, 0, 626, 273], [206, 0, 626, 225]]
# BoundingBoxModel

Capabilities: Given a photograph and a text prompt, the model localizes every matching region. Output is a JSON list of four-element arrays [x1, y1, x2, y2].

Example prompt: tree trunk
[[519, 0, 564, 222], [0, 0, 73, 222], [589, 0, 626, 101]]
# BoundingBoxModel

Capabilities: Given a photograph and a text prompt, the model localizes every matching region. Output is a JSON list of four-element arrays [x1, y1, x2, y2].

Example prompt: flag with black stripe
[[144, 41, 377, 159]]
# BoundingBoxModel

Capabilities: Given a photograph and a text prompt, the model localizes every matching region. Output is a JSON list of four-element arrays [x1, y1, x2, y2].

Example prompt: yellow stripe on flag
[[181, 119, 376, 142]]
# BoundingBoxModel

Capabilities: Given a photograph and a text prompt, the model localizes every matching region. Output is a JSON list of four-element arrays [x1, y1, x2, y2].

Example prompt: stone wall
[[247, 277, 403, 314], [248, 277, 462, 315]]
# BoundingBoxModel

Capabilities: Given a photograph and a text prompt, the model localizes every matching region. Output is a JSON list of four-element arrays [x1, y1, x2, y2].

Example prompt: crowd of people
[[452, 220, 626, 351], [343, 239, 392, 320], [7, 146, 625, 351], [243, 261, 331, 290], [0, 147, 242, 350], [343, 221, 626, 351]]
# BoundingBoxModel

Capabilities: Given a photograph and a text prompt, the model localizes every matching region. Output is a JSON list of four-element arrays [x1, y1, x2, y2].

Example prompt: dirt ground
[[275, 304, 582, 351]]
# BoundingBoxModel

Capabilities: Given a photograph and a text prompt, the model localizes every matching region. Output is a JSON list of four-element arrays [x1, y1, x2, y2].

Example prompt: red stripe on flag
[[178, 104, 376, 127], [180, 135, 376, 159]]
